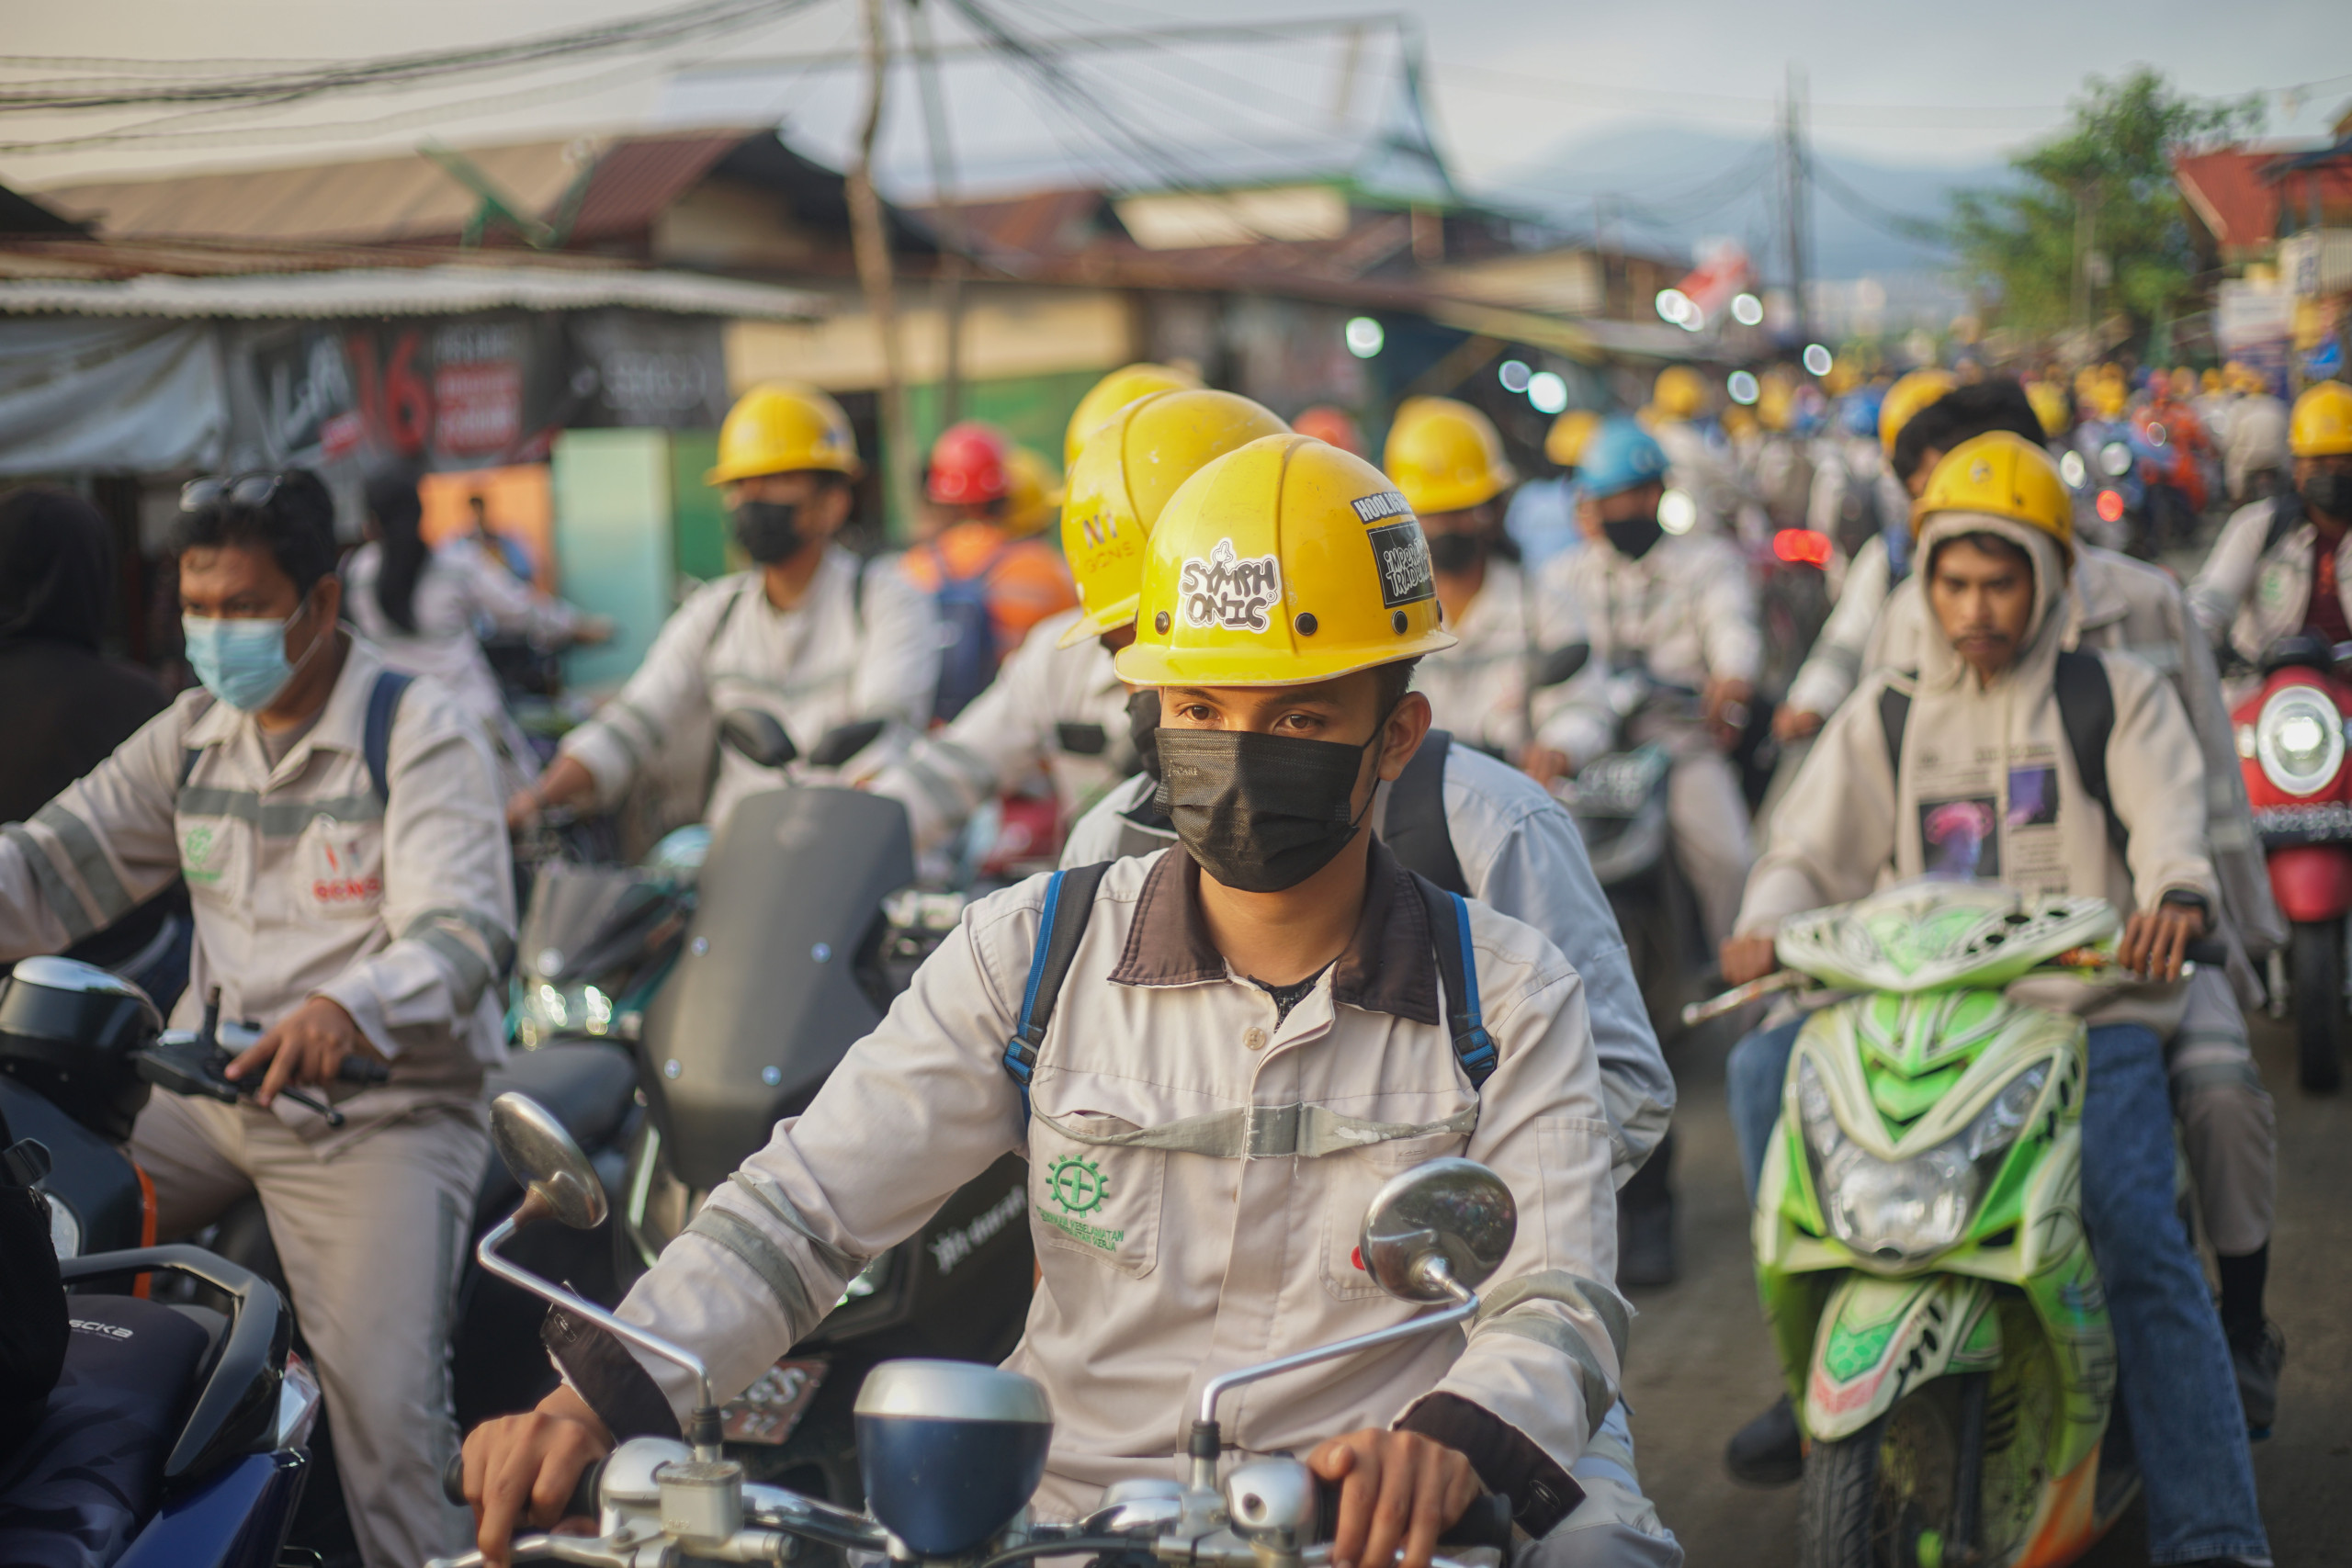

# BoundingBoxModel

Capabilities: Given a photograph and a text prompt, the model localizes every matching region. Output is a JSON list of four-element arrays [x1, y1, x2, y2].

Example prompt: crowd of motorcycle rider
[[4, 341, 2349, 1568]]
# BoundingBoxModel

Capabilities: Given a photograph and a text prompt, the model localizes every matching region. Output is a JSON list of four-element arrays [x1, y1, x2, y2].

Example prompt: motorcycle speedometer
[[2255, 685, 2346, 796]]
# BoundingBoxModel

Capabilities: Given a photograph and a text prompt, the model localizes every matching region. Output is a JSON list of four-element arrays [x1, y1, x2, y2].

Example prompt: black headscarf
[[0, 487, 111, 650]]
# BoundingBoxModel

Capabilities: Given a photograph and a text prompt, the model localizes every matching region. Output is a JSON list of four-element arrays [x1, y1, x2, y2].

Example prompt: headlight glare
[[2255, 687, 2346, 795]]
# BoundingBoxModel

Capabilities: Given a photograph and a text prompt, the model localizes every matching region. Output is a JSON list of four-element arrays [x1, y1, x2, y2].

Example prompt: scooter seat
[[0, 1295, 212, 1568]]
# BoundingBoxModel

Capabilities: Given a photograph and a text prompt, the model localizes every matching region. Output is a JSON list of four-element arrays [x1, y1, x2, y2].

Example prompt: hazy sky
[[4, 0, 2346, 201]]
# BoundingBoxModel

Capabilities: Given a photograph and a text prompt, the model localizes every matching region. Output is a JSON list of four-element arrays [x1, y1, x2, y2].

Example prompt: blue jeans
[[1725, 1018, 2267, 1563]]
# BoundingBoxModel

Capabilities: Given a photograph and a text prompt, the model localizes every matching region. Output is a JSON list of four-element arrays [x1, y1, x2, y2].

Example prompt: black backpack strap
[[1385, 731, 1468, 896], [1877, 676, 1914, 779], [2259, 489, 2305, 558], [1001, 861, 1114, 1122], [1410, 873, 1498, 1089], [363, 671, 414, 806], [2052, 649, 2125, 854]]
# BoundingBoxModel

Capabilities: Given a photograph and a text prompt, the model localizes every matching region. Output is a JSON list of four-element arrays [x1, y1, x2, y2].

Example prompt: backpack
[[177, 670, 413, 804], [1876, 649, 2123, 853], [998, 862, 1498, 1125], [922, 541, 1010, 725], [2258, 488, 2308, 558]]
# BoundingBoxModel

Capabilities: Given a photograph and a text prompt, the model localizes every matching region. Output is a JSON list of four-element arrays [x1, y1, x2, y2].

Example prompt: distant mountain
[[1478, 120, 2014, 282]]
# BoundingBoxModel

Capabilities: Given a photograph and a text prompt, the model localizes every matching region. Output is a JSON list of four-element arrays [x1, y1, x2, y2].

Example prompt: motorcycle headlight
[[2255, 686, 2346, 796], [2098, 440, 2133, 478], [1797, 1056, 2048, 1266], [2059, 450, 2088, 490]]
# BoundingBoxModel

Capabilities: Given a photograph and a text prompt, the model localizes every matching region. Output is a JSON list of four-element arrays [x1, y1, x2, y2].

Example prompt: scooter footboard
[[1802, 1272, 2000, 1442]]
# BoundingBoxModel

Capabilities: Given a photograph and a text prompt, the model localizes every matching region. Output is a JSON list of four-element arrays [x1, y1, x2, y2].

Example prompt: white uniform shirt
[[0, 641, 514, 1149], [558, 549, 940, 830], [1061, 743, 1673, 1178], [1411, 560, 1589, 760]]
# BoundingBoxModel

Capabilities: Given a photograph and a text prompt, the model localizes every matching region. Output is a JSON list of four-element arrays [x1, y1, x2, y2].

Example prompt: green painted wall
[[666, 429, 729, 583], [551, 428, 675, 693]]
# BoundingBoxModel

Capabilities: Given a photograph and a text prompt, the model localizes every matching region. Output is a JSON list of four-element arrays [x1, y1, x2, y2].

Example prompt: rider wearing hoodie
[[1713, 434, 2267, 1567]]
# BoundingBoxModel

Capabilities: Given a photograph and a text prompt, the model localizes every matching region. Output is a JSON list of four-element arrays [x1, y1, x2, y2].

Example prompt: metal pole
[[906, 0, 967, 426], [1785, 62, 1810, 348], [849, 0, 919, 538]]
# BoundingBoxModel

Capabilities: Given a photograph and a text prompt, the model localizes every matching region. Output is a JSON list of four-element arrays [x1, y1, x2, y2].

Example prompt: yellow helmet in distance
[[1064, 363, 1203, 469], [1384, 396, 1518, 515], [1880, 368, 1957, 455], [2290, 381, 2352, 458], [706, 383, 860, 484]]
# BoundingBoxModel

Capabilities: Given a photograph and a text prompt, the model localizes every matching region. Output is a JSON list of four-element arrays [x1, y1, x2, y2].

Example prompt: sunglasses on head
[[179, 471, 288, 513]]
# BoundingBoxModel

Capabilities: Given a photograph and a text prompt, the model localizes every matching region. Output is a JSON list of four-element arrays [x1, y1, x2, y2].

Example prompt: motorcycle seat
[[0, 1294, 214, 1568]]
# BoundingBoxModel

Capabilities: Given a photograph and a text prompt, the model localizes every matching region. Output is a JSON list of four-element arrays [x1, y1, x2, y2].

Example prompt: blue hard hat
[[1839, 389, 1884, 437], [1577, 416, 1670, 500]]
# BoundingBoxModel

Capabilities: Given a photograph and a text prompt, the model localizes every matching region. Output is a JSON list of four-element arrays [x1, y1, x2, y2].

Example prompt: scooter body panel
[[0, 1074, 146, 1254], [2266, 843, 2352, 922], [112, 1450, 306, 1568]]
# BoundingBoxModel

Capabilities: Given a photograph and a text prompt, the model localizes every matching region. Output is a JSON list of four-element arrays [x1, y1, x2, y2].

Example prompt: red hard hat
[[926, 421, 1012, 505], [1293, 405, 1364, 457]]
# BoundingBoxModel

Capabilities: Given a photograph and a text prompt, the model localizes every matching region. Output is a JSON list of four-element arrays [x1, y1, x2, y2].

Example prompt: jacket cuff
[[311, 980, 404, 1061], [1396, 1392, 1584, 1538], [543, 1303, 680, 1442]]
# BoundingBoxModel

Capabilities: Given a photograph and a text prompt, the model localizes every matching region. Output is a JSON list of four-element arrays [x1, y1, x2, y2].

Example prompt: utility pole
[[848, 0, 918, 538], [2071, 180, 2097, 342], [1781, 63, 1811, 347], [906, 0, 967, 426]]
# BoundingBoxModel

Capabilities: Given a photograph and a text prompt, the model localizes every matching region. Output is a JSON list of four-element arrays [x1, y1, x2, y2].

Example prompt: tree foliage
[[1950, 69, 2262, 339]]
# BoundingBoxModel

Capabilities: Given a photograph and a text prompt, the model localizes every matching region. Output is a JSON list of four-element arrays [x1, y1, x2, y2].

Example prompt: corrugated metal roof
[[567, 132, 748, 242], [0, 236, 639, 282], [0, 263, 825, 320]]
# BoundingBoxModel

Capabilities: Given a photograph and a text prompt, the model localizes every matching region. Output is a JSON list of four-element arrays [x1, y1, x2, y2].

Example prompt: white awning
[[0, 264, 827, 321]]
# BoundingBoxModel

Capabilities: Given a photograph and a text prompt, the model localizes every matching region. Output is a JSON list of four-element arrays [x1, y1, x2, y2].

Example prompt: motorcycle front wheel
[[1798, 1377, 1977, 1568], [2290, 919, 2346, 1092]]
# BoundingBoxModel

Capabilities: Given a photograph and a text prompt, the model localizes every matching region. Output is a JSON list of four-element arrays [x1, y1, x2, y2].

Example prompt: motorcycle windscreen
[[643, 786, 916, 1190], [516, 864, 682, 986]]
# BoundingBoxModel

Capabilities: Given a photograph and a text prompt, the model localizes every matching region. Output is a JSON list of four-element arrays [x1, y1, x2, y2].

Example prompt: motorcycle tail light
[[2096, 490, 2125, 524], [1773, 529, 1833, 568]]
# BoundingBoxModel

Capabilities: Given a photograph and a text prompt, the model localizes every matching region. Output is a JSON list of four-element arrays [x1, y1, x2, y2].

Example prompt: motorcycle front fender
[[1802, 1272, 2000, 1443], [2267, 843, 2352, 923]]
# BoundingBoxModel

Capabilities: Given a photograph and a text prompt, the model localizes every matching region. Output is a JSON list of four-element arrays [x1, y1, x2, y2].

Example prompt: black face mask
[[1602, 514, 1665, 560], [1125, 688, 1163, 780], [1426, 532, 1487, 574], [1154, 727, 1379, 893], [731, 500, 804, 564], [2303, 471, 2352, 524]]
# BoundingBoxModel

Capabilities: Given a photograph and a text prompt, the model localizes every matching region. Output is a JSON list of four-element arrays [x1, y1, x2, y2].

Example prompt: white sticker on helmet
[[1179, 537, 1282, 633]]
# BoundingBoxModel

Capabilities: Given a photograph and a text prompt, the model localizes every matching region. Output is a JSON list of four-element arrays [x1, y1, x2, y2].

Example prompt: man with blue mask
[[0, 470, 515, 1568]]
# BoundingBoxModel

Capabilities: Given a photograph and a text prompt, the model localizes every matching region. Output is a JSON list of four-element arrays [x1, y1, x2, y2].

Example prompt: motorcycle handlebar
[[1314, 1480, 1513, 1553], [441, 1450, 603, 1521]]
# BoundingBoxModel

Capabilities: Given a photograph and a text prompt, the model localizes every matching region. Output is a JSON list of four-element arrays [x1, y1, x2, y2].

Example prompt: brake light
[[2096, 490, 2125, 524], [1773, 528, 1833, 568]]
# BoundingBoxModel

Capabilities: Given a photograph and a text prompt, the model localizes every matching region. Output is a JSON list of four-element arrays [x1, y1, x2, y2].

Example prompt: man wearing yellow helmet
[[1713, 436, 2272, 1565], [2190, 381, 2352, 662], [1644, 367, 1754, 537], [2217, 366, 2290, 507], [512, 383, 940, 833], [460, 432, 1682, 1568], [869, 386, 1287, 859]]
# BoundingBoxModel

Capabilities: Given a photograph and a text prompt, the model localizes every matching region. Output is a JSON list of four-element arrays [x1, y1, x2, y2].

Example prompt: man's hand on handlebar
[[223, 997, 379, 1109], [2118, 901, 2207, 982], [508, 756, 597, 833], [1306, 1428, 1480, 1568], [464, 1385, 614, 1567], [1719, 932, 1779, 987]]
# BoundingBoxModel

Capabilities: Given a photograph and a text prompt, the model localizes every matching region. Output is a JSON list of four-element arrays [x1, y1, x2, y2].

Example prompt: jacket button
[[1243, 1027, 1268, 1052]]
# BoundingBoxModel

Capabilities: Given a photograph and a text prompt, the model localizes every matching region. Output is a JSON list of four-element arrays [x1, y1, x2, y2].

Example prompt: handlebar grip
[[441, 1451, 605, 1519], [338, 1055, 390, 1085], [2183, 939, 2228, 966], [1436, 1493, 1514, 1551]]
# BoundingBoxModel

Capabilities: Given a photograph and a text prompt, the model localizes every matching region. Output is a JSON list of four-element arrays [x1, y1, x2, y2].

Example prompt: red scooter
[[2235, 633, 2352, 1089]]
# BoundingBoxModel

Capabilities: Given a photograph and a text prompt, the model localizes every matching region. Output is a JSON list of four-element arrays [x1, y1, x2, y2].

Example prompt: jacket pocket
[[296, 816, 385, 922], [1318, 1128, 1471, 1302], [1028, 1110, 1165, 1280]]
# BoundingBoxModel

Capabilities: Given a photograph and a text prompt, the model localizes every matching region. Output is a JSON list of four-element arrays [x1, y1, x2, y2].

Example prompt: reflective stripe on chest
[[1033, 1100, 1476, 1159]]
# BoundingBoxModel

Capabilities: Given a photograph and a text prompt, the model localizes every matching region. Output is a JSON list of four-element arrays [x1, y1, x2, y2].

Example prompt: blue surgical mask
[[182, 596, 318, 712]]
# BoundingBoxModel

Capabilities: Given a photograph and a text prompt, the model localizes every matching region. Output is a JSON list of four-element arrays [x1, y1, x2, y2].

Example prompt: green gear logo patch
[[1046, 1155, 1110, 1215]]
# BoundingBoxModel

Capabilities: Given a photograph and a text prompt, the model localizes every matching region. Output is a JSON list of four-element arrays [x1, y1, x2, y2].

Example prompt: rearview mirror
[[1531, 642, 1590, 689], [491, 1092, 607, 1230], [809, 717, 888, 768], [718, 709, 797, 770], [1359, 1157, 1515, 1303]]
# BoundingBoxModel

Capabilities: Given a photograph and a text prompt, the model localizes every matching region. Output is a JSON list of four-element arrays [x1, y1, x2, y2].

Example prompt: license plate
[[721, 1357, 829, 1446]]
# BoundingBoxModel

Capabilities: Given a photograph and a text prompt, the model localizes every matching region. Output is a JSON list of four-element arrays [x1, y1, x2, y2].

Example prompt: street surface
[[1621, 1010, 2352, 1564]]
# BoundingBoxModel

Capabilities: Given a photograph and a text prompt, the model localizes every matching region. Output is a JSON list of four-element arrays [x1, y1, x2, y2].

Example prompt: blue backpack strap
[[363, 671, 414, 805], [1001, 861, 1113, 1122], [1411, 873, 1498, 1089]]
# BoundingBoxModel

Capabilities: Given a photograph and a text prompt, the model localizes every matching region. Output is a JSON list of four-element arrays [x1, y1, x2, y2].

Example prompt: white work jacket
[[1061, 743, 1672, 1179], [869, 606, 1134, 855], [1412, 560, 1589, 760], [597, 844, 1620, 1527], [2187, 496, 2345, 668], [0, 640, 514, 1149], [558, 550, 940, 831]]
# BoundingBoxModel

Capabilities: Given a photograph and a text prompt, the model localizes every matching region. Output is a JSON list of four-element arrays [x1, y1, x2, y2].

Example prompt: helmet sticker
[[1367, 520, 1436, 608], [1180, 537, 1283, 633], [1351, 490, 1411, 525]]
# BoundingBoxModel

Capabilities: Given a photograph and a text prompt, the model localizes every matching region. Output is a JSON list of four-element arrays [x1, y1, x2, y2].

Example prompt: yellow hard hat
[[1114, 434, 1456, 688], [1723, 405, 1759, 442], [2087, 380, 2129, 421], [1057, 389, 1290, 648], [1064, 363, 1203, 469], [1545, 408, 1600, 468], [1650, 365, 1709, 422], [1756, 373, 1794, 432], [1913, 431, 2073, 558], [1384, 396, 1517, 514], [2202, 368, 2223, 396], [1879, 368, 1957, 455], [705, 382, 860, 485], [2024, 380, 2071, 439], [2291, 381, 2352, 458], [1001, 446, 1063, 538]]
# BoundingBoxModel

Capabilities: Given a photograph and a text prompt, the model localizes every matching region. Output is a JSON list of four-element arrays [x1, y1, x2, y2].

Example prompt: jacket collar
[[184, 633, 382, 778], [1109, 839, 1441, 1025]]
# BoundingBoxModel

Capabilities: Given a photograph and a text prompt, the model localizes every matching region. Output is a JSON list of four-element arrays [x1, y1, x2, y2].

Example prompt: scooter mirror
[[491, 1092, 607, 1230], [1358, 1157, 1516, 1303], [719, 709, 797, 770], [808, 717, 888, 769], [1532, 642, 1591, 689]]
